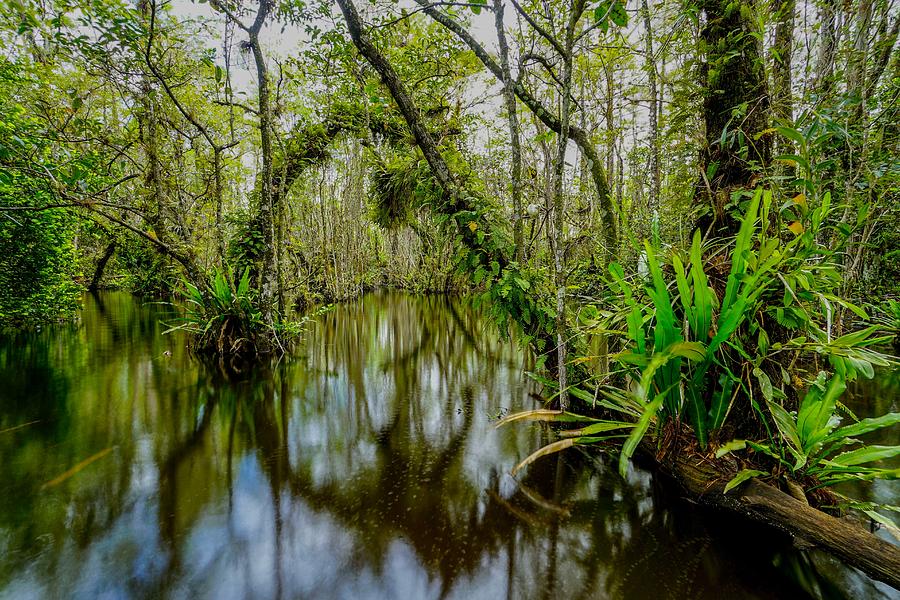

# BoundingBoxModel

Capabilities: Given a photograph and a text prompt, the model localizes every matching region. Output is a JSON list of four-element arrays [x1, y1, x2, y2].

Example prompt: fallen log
[[661, 448, 900, 590]]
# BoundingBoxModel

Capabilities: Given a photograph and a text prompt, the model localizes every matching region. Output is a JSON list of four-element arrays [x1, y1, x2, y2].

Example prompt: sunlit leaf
[[512, 438, 575, 475]]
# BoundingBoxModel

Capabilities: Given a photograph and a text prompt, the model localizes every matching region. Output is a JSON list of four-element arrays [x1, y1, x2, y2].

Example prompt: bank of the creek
[[0, 292, 896, 599]]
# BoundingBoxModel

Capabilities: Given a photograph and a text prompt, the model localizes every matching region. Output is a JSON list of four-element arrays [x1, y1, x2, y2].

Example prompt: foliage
[[736, 371, 900, 489], [167, 268, 297, 356], [115, 236, 178, 297], [367, 149, 430, 229], [226, 207, 266, 274], [0, 203, 81, 326], [874, 300, 900, 349], [0, 59, 81, 326], [500, 189, 898, 509]]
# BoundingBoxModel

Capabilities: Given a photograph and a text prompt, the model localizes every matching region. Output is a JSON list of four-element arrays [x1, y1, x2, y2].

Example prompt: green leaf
[[707, 371, 737, 431], [673, 253, 694, 327], [754, 367, 774, 402], [559, 421, 635, 437], [689, 230, 712, 341], [831, 445, 900, 466], [824, 413, 900, 445], [609, 0, 628, 26], [774, 126, 805, 148], [715, 439, 747, 458], [618, 390, 666, 478], [724, 469, 768, 493], [722, 188, 761, 312], [797, 373, 845, 452], [766, 399, 802, 455], [237, 267, 250, 297], [667, 341, 707, 362]]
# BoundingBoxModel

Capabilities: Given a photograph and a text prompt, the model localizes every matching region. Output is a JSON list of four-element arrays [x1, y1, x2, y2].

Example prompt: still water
[[0, 292, 894, 599]]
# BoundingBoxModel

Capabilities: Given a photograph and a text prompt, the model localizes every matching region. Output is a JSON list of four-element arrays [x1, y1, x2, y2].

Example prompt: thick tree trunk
[[657, 443, 900, 590], [248, 6, 276, 325], [813, 0, 839, 97], [696, 0, 771, 235], [847, 0, 874, 101]]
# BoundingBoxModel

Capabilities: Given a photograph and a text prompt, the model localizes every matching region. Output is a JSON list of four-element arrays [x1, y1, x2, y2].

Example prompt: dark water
[[0, 292, 894, 599]]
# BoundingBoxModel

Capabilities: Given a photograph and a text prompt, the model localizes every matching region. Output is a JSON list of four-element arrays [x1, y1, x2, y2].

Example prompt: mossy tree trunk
[[640, 0, 661, 218], [248, 2, 277, 325], [697, 0, 772, 235], [772, 0, 795, 154], [493, 0, 525, 263]]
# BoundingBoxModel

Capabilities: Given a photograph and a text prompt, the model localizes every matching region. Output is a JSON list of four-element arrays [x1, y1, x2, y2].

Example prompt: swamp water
[[0, 292, 895, 600]]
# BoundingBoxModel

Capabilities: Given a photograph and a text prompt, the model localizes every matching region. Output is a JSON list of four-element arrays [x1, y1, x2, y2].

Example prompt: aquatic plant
[[166, 267, 322, 357]]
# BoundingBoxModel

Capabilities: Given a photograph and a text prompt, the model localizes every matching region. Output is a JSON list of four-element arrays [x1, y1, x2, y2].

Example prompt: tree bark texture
[[697, 0, 772, 235], [493, 0, 525, 263]]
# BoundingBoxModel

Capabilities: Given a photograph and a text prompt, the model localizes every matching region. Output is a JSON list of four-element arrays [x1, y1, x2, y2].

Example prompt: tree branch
[[413, 0, 617, 252], [510, 0, 565, 56]]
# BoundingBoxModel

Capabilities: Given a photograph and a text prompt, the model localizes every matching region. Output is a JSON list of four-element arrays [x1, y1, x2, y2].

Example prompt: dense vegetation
[[1, 0, 898, 584]]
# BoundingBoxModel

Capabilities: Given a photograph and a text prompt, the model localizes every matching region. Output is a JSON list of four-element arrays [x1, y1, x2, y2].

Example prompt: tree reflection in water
[[0, 292, 886, 599]]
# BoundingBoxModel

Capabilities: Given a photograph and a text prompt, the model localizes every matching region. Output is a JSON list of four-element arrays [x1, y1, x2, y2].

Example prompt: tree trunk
[[640, 0, 661, 217], [89, 242, 116, 291], [772, 0, 795, 154], [656, 441, 900, 590], [414, 0, 617, 259], [493, 0, 525, 263], [696, 0, 772, 235], [248, 4, 276, 325], [550, 1, 584, 411], [812, 0, 839, 97], [335, 0, 573, 377], [866, 10, 900, 97], [847, 0, 874, 101], [213, 148, 225, 264]]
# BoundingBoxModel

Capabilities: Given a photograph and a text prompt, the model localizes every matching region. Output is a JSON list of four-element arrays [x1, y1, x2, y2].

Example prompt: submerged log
[[661, 448, 900, 590]]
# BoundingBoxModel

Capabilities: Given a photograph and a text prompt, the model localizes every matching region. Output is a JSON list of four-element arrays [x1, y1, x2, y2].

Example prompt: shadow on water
[[0, 291, 893, 599]]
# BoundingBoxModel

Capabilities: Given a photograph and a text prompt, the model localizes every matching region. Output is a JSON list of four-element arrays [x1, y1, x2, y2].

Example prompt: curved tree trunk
[[414, 0, 617, 260], [88, 242, 116, 291]]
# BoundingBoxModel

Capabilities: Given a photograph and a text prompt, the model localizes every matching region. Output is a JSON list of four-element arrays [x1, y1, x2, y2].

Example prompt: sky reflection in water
[[0, 292, 892, 600]]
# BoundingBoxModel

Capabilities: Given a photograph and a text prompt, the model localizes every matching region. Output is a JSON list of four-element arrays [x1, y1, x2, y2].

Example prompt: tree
[[696, 0, 771, 234]]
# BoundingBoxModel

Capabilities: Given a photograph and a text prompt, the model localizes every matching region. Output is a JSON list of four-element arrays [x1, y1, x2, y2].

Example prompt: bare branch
[[510, 0, 565, 56]]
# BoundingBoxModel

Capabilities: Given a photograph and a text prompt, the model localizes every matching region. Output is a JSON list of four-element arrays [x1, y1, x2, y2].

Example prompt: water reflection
[[0, 292, 888, 599]]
